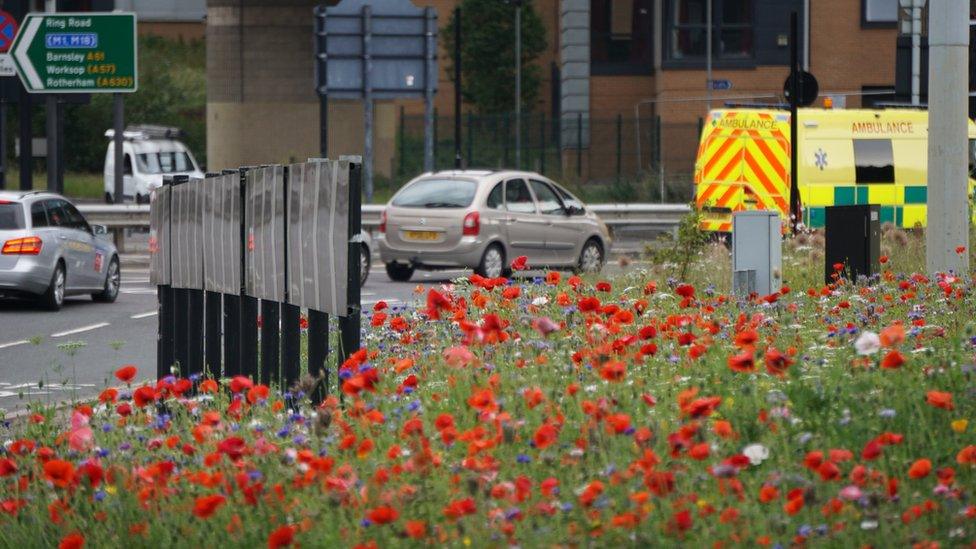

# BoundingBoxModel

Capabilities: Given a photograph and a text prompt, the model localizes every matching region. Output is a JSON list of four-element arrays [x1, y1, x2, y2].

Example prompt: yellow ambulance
[[693, 107, 976, 232]]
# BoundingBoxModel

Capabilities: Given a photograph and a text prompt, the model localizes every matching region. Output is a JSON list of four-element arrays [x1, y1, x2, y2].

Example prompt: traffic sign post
[[10, 12, 137, 93]]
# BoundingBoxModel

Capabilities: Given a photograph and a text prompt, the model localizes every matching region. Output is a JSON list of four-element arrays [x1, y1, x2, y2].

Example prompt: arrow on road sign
[[12, 16, 41, 90]]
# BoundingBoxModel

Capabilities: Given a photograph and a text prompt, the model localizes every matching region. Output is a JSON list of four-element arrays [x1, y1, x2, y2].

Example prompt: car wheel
[[575, 239, 604, 274], [385, 262, 414, 282], [40, 262, 66, 311], [359, 244, 371, 287], [476, 244, 505, 279], [92, 256, 120, 303]]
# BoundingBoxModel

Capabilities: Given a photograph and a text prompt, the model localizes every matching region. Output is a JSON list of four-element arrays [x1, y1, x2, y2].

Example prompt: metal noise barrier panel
[[202, 173, 242, 294], [286, 159, 350, 316], [169, 179, 205, 290], [149, 185, 171, 286], [244, 166, 286, 302]]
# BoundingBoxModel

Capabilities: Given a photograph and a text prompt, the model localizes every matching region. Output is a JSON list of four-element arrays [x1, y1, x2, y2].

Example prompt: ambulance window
[[853, 139, 894, 184]]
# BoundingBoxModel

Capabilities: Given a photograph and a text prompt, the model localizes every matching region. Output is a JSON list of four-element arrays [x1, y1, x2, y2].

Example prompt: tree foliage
[[443, 0, 548, 114]]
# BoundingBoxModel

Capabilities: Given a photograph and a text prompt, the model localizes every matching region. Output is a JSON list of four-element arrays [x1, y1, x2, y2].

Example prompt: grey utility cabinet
[[731, 211, 782, 296]]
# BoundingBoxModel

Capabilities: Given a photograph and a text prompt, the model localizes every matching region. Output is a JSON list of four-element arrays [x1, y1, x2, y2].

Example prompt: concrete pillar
[[206, 0, 395, 175], [926, 0, 970, 275]]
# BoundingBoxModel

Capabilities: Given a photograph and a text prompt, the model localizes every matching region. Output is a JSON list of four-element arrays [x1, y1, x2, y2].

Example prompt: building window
[[863, 0, 897, 26], [591, 0, 653, 74], [666, 0, 754, 63]]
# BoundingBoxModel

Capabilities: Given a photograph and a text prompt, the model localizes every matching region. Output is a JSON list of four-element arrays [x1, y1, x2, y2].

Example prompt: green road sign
[[11, 12, 137, 93]]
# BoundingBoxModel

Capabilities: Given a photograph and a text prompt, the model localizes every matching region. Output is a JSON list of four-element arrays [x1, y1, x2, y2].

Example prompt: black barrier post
[[239, 167, 259, 380], [260, 300, 280, 386], [157, 176, 175, 380], [187, 284, 204, 378], [338, 161, 363, 395], [171, 175, 191, 377], [281, 165, 302, 390], [308, 310, 329, 400]]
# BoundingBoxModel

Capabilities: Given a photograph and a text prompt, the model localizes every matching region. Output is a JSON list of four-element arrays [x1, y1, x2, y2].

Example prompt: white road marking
[[0, 340, 29, 350], [50, 322, 110, 338], [363, 298, 402, 306], [131, 310, 158, 319], [120, 288, 156, 295]]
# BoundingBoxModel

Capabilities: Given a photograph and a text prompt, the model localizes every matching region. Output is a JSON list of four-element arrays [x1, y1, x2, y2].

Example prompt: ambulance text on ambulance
[[851, 121, 915, 134], [717, 118, 778, 130]]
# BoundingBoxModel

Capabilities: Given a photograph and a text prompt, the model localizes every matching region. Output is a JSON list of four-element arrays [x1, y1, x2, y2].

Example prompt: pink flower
[[531, 317, 560, 337], [443, 346, 476, 368], [839, 485, 862, 501], [68, 411, 93, 453]]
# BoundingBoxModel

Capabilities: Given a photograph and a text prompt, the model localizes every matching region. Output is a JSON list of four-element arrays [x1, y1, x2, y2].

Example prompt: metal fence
[[393, 111, 701, 203], [150, 158, 362, 398]]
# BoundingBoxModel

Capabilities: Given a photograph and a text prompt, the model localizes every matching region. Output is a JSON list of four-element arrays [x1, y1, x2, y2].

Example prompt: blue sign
[[45, 33, 97, 49], [710, 79, 733, 91], [0, 10, 18, 53]]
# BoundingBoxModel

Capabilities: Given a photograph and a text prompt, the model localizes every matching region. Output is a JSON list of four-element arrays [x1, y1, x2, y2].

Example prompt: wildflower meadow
[[0, 228, 974, 548]]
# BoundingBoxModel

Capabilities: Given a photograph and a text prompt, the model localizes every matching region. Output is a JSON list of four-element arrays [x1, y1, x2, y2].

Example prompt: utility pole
[[926, 0, 969, 274], [705, 0, 712, 112], [45, 0, 57, 193], [514, 0, 522, 169]]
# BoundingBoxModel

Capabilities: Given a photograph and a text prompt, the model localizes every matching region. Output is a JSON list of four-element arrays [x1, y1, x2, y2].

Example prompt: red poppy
[[404, 520, 426, 539], [533, 423, 558, 449], [956, 246, 966, 254], [229, 376, 254, 393], [880, 350, 905, 369], [600, 361, 627, 382], [132, 386, 157, 408], [925, 390, 954, 411], [217, 437, 249, 461], [758, 484, 778, 503], [367, 506, 399, 524], [671, 509, 693, 532], [675, 283, 695, 298], [43, 460, 75, 488], [442, 498, 476, 520], [764, 347, 794, 377], [727, 351, 756, 373], [268, 525, 296, 548], [957, 445, 976, 465], [193, 495, 226, 519], [58, 533, 84, 549], [114, 365, 137, 383], [879, 324, 905, 347], [908, 458, 932, 479], [510, 255, 528, 271]]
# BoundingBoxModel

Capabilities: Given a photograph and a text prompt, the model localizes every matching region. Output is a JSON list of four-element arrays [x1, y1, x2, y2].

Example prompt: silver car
[[0, 191, 120, 310], [377, 170, 611, 280]]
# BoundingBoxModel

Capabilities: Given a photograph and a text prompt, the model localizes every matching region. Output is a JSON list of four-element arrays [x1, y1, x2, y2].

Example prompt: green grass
[[3, 170, 105, 201]]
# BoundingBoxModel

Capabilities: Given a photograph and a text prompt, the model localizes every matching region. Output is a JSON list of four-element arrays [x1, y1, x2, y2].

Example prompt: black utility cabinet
[[824, 204, 881, 284]]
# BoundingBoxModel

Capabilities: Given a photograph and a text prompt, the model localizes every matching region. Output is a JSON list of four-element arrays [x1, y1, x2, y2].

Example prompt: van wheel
[[385, 262, 414, 282], [104, 192, 113, 204], [475, 244, 505, 279], [574, 239, 604, 274], [40, 262, 66, 311]]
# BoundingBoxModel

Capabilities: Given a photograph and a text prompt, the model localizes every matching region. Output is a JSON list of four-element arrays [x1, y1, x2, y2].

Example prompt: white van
[[103, 125, 204, 203]]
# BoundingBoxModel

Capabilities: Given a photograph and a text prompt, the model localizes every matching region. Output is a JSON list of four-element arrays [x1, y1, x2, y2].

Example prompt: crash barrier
[[150, 158, 362, 399], [84, 203, 692, 252]]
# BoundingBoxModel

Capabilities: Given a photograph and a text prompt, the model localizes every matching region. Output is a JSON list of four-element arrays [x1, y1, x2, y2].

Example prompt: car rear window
[[0, 203, 24, 230], [392, 178, 477, 208]]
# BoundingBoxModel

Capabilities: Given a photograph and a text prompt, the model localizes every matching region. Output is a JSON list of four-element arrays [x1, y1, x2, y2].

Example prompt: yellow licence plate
[[404, 230, 439, 241]]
